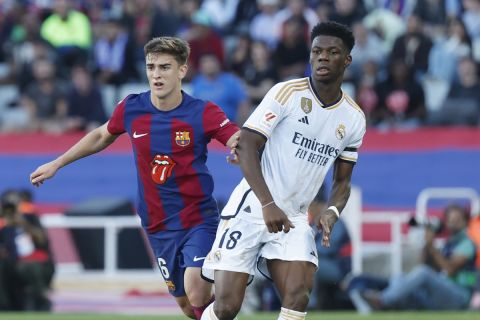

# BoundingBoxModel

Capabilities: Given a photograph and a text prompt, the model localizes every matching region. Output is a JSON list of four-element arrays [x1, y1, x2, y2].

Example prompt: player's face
[[146, 53, 187, 100], [310, 35, 351, 83]]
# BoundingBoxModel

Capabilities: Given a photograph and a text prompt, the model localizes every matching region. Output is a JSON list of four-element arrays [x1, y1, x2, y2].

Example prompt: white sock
[[277, 307, 307, 320], [200, 302, 218, 320]]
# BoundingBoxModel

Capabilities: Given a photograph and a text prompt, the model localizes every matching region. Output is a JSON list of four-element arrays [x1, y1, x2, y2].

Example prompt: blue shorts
[[147, 220, 218, 297]]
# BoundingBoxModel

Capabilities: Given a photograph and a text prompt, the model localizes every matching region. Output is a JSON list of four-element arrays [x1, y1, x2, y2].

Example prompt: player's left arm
[[316, 160, 354, 247]]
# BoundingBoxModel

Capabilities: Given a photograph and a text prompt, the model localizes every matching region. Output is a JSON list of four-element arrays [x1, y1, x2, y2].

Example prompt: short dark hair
[[444, 204, 470, 222], [310, 21, 355, 52], [144, 37, 190, 66]]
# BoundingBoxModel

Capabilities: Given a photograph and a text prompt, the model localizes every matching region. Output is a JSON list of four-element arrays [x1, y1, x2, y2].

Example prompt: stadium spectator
[[371, 59, 426, 129], [65, 65, 107, 132], [19, 57, 69, 133], [274, 16, 310, 80], [94, 17, 139, 86], [242, 40, 278, 108], [362, 7, 406, 53], [150, 0, 181, 38], [30, 37, 240, 320], [249, 0, 282, 49], [389, 14, 433, 78], [200, 0, 241, 31], [183, 10, 225, 80], [201, 21, 366, 320], [228, 34, 252, 77], [40, 0, 92, 73], [276, 0, 319, 43], [349, 22, 386, 82], [191, 53, 250, 124], [227, 0, 260, 35], [429, 56, 480, 126], [175, 0, 202, 40], [427, 17, 472, 83], [362, 204, 477, 311], [355, 60, 381, 126], [412, 0, 449, 37], [328, 0, 366, 28], [0, 189, 54, 311], [462, 0, 480, 39]]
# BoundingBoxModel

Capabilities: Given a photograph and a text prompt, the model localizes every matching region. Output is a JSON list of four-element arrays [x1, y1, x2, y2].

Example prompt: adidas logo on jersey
[[298, 116, 309, 124]]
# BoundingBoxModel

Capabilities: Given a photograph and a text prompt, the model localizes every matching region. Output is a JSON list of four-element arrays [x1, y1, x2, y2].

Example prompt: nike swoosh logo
[[193, 256, 206, 262], [133, 131, 148, 138]]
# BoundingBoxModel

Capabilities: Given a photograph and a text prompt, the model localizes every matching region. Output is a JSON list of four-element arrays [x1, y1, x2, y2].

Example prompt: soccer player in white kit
[[201, 21, 366, 320]]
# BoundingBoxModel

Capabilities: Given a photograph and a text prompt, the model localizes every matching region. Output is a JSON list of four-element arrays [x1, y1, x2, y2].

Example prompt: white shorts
[[201, 214, 318, 282]]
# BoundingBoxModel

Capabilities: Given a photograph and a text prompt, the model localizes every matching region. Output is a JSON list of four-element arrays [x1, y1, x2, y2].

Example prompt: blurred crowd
[[0, 0, 479, 131]]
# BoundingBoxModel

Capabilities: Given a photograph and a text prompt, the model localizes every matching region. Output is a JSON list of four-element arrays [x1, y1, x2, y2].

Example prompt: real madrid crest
[[301, 97, 312, 114], [214, 250, 222, 262], [175, 131, 191, 147], [335, 124, 346, 140]]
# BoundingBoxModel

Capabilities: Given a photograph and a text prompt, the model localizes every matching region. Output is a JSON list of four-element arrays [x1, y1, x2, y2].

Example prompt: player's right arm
[[236, 129, 294, 233], [30, 122, 119, 186]]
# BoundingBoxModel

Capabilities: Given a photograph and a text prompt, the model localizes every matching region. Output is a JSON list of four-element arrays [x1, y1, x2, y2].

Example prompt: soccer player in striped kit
[[30, 37, 240, 319]]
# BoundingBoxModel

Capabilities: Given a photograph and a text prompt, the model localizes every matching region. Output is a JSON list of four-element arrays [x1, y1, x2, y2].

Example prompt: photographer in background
[[0, 190, 54, 311], [362, 204, 476, 310]]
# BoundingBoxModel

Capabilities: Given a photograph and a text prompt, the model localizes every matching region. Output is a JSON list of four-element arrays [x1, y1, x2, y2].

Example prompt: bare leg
[[212, 270, 250, 320], [268, 259, 316, 311]]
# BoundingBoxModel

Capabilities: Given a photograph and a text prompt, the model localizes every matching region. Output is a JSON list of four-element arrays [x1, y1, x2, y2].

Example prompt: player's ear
[[179, 64, 188, 80], [344, 54, 352, 68]]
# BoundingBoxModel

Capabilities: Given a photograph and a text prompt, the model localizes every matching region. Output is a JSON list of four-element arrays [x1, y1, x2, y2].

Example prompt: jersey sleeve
[[107, 96, 128, 135], [338, 119, 366, 164], [243, 83, 286, 139], [203, 102, 239, 145]]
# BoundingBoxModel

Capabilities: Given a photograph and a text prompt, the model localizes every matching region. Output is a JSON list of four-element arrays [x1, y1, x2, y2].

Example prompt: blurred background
[[0, 0, 480, 316]]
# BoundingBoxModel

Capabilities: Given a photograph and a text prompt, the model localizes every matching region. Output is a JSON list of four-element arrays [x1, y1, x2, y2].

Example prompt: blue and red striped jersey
[[107, 91, 238, 232]]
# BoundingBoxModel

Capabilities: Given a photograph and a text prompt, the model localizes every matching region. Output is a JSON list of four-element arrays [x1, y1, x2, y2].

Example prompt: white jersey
[[221, 77, 366, 223]]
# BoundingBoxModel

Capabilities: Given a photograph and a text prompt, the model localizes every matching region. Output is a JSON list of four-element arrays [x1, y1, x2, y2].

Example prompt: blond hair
[[144, 37, 190, 66]]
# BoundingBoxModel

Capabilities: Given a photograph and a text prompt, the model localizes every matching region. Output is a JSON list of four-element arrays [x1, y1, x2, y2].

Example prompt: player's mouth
[[316, 66, 330, 76], [153, 81, 164, 89]]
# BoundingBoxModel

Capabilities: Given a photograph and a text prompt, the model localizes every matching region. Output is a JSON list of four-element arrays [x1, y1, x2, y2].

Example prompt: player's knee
[[282, 283, 310, 311], [213, 300, 241, 320]]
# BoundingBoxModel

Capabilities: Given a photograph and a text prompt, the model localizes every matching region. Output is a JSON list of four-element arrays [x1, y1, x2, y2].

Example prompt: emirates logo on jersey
[[175, 131, 191, 147], [151, 155, 176, 184]]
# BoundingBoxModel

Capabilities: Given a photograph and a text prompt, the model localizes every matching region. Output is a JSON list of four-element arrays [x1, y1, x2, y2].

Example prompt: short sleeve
[[203, 102, 239, 145], [243, 83, 286, 139], [107, 96, 128, 135], [338, 119, 366, 164], [452, 238, 476, 259]]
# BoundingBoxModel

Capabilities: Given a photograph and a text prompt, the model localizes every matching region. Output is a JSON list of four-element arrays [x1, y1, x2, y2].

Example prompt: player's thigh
[[261, 218, 318, 298], [268, 259, 317, 300]]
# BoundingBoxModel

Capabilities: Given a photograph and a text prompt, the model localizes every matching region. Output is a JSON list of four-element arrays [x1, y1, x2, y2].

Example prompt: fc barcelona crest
[[175, 131, 190, 147], [301, 97, 312, 114]]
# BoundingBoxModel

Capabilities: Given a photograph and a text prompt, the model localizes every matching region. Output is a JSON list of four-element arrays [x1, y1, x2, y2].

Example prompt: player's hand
[[316, 209, 338, 247], [262, 202, 295, 233], [30, 161, 60, 187], [226, 135, 240, 165]]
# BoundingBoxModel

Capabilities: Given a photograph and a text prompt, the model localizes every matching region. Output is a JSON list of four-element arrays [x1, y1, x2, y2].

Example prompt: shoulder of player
[[119, 92, 142, 108], [341, 93, 366, 121], [272, 77, 310, 106]]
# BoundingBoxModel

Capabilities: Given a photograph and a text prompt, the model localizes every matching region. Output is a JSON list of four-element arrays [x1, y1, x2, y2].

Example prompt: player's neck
[[310, 78, 343, 105], [150, 89, 183, 111]]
